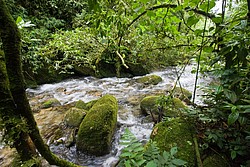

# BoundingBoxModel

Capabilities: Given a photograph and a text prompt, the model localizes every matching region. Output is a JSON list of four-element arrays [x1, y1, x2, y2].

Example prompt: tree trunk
[[0, 0, 80, 166], [0, 51, 37, 163]]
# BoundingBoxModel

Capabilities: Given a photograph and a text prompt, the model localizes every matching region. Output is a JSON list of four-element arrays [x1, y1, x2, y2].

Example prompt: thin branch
[[127, 3, 215, 28]]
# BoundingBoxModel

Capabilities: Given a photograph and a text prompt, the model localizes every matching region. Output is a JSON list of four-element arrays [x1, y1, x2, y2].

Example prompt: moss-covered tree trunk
[[0, 0, 79, 166], [0, 51, 38, 163]]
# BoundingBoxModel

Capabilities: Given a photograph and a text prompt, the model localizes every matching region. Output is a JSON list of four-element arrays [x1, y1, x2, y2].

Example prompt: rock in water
[[76, 94, 118, 156]]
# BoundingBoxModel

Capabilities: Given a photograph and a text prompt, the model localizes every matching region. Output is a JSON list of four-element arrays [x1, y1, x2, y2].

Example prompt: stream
[[1, 65, 212, 167]]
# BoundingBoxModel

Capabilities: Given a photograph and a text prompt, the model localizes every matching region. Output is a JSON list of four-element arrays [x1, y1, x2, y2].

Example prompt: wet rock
[[136, 75, 162, 86], [76, 94, 118, 156], [64, 107, 87, 127], [150, 117, 196, 166], [203, 154, 229, 167], [140, 95, 187, 118], [41, 98, 61, 109]]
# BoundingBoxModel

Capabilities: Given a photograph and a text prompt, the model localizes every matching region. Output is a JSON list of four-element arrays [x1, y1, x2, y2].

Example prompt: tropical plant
[[118, 128, 187, 167]]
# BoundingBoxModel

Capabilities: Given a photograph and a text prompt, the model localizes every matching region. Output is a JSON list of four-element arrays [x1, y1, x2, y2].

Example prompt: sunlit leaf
[[203, 46, 214, 53], [187, 16, 199, 27], [212, 17, 222, 24], [16, 16, 23, 24]]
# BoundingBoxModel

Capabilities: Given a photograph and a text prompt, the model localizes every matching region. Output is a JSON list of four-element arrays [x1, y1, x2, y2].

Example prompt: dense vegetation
[[0, 0, 249, 166]]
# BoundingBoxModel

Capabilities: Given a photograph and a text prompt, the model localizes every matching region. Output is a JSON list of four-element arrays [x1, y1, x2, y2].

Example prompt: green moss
[[41, 98, 60, 109], [136, 75, 162, 85], [75, 100, 97, 110], [150, 117, 196, 166], [76, 94, 118, 156], [140, 95, 187, 117], [64, 107, 87, 127], [203, 154, 229, 167]]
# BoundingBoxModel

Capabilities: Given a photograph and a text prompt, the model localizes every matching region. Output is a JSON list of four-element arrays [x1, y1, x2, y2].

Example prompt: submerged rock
[[76, 94, 118, 156], [40, 98, 61, 109], [64, 107, 87, 127], [136, 74, 162, 86], [150, 117, 196, 166], [140, 95, 187, 118]]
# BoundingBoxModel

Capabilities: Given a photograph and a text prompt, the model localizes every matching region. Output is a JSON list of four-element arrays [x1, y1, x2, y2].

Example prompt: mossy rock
[[64, 107, 87, 127], [140, 95, 187, 117], [41, 98, 61, 109], [136, 75, 162, 85], [72, 64, 95, 76], [167, 86, 192, 100], [150, 117, 196, 166], [126, 62, 149, 76], [76, 94, 118, 156], [203, 154, 229, 167], [75, 100, 97, 110]]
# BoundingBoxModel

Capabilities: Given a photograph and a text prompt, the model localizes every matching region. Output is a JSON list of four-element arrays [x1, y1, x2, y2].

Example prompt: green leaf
[[200, 0, 216, 11], [170, 147, 178, 156], [203, 46, 214, 53], [172, 159, 187, 166], [224, 89, 237, 103], [125, 160, 132, 167], [212, 17, 222, 24], [146, 161, 157, 167], [231, 150, 237, 159], [16, 16, 23, 24], [162, 151, 170, 161], [194, 29, 204, 36], [228, 111, 239, 125], [120, 152, 132, 157], [187, 16, 199, 27]]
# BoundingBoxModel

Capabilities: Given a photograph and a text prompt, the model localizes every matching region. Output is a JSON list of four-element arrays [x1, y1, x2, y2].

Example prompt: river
[[1, 65, 212, 166]]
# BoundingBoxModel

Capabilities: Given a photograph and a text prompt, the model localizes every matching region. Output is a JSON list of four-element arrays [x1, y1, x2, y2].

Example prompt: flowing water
[[1, 65, 212, 167]]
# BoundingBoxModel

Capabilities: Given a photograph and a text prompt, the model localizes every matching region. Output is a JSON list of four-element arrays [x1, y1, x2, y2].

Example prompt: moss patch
[[136, 75, 162, 85], [76, 94, 118, 156], [41, 98, 60, 109], [64, 107, 87, 127], [140, 95, 187, 117], [75, 99, 97, 110], [150, 117, 196, 166]]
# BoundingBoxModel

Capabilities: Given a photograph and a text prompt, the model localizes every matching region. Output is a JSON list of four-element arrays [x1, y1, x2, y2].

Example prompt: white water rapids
[[1, 65, 212, 167]]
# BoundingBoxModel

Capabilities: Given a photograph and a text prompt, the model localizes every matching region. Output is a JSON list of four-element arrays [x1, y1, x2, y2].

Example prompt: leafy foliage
[[118, 128, 187, 167]]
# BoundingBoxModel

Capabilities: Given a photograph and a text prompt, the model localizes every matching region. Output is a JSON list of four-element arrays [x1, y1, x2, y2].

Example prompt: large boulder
[[140, 95, 187, 117], [76, 94, 118, 156], [150, 117, 196, 166]]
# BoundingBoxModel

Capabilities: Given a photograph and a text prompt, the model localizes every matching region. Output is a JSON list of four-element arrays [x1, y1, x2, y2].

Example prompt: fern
[[118, 128, 146, 167], [118, 128, 187, 167]]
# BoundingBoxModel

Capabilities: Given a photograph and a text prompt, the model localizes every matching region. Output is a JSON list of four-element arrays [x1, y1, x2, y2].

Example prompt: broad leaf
[[146, 161, 157, 167], [172, 159, 187, 166], [228, 111, 239, 125], [187, 16, 199, 27]]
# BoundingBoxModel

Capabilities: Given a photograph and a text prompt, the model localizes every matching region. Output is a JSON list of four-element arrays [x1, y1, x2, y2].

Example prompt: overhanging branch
[[127, 3, 216, 28]]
